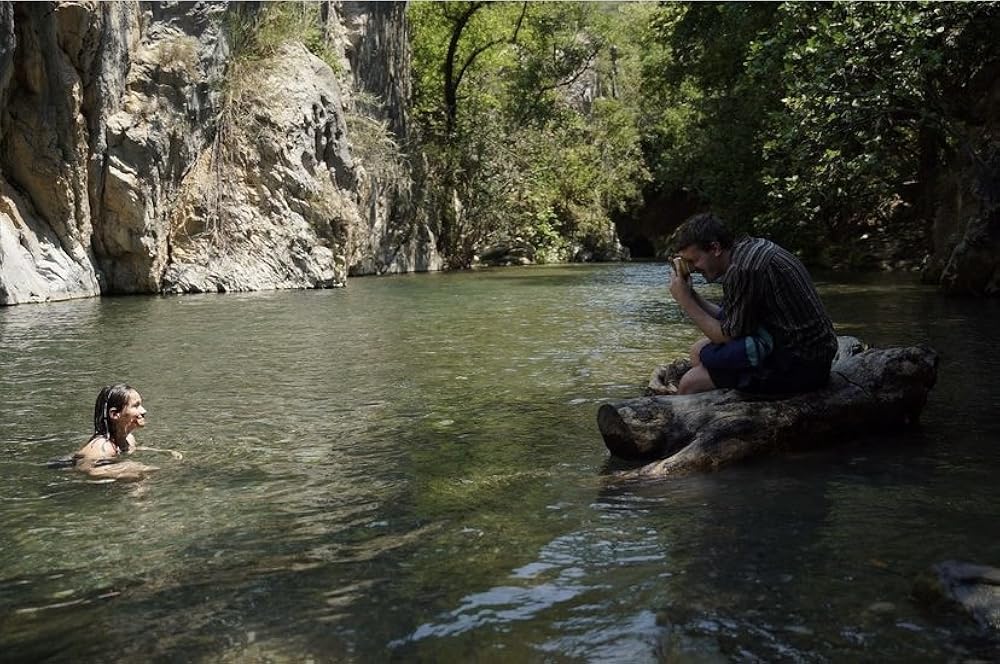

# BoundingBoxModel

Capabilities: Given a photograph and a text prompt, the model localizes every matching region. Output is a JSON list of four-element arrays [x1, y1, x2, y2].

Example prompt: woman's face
[[113, 390, 147, 436]]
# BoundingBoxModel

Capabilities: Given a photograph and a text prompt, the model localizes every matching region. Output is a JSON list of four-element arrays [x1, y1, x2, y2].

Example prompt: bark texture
[[598, 337, 938, 479]]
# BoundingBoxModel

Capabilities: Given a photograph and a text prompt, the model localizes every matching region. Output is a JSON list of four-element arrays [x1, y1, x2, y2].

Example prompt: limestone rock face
[[162, 41, 359, 293], [95, 1, 225, 294], [0, 1, 437, 305], [938, 204, 1000, 295], [924, 74, 1000, 297], [933, 142, 1000, 296], [0, 1, 134, 303], [339, 0, 442, 276]]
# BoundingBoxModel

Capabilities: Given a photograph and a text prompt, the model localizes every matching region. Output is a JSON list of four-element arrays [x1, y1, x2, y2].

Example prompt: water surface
[[2, 263, 998, 661]]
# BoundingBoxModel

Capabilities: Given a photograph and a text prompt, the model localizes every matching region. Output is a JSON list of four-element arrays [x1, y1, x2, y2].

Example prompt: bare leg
[[679, 338, 716, 394], [678, 364, 717, 394], [689, 338, 712, 367]]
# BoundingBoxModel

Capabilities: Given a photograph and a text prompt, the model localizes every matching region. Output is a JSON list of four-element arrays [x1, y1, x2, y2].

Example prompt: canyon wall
[[0, 0, 438, 305]]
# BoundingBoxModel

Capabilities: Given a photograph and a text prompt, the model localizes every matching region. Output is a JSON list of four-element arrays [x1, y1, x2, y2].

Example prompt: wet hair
[[93, 383, 135, 440], [673, 213, 734, 252]]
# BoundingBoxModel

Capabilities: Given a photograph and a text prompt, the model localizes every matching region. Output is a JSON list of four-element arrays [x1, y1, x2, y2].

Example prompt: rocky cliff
[[0, 0, 439, 306], [923, 71, 1000, 296]]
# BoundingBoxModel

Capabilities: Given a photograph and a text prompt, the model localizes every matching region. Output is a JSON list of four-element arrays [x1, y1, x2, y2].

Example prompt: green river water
[[1, 263, 999, 662]]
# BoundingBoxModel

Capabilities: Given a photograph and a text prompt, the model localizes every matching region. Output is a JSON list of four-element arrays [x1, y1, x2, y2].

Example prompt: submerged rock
[[914, 560, 1000, 631]]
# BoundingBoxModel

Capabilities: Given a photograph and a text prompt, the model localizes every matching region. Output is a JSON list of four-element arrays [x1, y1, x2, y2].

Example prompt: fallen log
[[597, 336, 938, 479]]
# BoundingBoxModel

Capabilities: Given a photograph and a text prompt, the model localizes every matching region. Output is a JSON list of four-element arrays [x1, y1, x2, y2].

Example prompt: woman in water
[[72, 383, 180, 479]]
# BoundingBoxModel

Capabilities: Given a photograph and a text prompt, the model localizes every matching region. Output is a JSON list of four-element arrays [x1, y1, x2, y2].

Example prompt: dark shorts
[[705, 347, 832, 395], [699, 337, 758, 371]]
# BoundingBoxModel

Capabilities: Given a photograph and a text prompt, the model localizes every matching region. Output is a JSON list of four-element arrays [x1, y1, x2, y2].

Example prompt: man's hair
[[673, 213, 734, 252]]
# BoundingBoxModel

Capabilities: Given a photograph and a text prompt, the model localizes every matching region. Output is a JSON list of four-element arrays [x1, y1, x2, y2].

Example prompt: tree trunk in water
[[597, 337, 938, 479]]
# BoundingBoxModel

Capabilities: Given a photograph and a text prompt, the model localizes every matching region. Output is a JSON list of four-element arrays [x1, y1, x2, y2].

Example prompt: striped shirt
[[720, 237, 838, 365]]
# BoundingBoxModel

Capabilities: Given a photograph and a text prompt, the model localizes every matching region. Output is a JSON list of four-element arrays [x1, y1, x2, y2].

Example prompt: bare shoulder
[[75, 436, 113, 463]]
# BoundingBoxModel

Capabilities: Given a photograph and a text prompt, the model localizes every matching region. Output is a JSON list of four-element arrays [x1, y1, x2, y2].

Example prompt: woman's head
[[93, 384, 146, 442]]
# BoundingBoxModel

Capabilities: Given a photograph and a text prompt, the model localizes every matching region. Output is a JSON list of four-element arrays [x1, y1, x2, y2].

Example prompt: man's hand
[[669, 266, 692, 303], [668, 262, 730, 344]]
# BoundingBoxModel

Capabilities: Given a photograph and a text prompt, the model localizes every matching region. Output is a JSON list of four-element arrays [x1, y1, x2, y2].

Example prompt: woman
[[72, 384, 180, 479]]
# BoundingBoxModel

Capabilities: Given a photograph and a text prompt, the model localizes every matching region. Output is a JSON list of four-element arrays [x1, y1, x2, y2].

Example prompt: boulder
[[477, 242, 535, 267], [914, 560, 1000, 631]]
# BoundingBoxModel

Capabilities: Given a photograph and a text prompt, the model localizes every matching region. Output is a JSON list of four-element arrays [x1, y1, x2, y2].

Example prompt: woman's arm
[[133, 445, 184, 460], [83, 460, 159, 481], [126, 433, 182, 460]]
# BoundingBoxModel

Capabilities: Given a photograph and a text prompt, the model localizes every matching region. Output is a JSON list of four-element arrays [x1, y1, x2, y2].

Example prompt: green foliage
[[203, 0, 1000, 269], [638, 3, 782, 229], [409, 1, 648, 267], [224, 2, 339, 71], [638, 1, 1000, 263], [751, 3, 1000, 254], [345, 92, 407, 186]]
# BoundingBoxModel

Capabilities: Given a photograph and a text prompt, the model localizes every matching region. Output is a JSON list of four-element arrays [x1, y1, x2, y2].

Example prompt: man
[[668, 213, 838, 395]]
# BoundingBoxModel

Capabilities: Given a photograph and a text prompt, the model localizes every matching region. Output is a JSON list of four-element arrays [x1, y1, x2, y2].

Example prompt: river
[[2, 263, 998, 661]]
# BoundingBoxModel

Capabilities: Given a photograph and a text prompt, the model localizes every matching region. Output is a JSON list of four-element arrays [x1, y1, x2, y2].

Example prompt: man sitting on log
[[668, 213, 838, 395]]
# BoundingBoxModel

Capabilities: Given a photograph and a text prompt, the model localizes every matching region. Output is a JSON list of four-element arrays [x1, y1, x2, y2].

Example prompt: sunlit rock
[[0, 2, 439, 305]]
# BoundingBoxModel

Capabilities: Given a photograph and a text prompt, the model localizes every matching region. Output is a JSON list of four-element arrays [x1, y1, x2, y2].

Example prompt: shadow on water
[[592, 435, 999, 660]]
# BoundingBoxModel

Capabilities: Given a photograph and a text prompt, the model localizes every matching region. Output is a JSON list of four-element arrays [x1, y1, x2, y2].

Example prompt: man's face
[[679, 242, 727, 281]]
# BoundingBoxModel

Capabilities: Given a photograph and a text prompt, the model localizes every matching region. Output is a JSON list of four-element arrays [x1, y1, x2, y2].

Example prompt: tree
[[409, 1, 647, 267], [638, 1, 1000, 266]]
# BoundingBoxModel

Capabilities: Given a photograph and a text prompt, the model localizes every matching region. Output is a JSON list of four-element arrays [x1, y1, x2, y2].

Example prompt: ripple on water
[[3, 265, 1000, 661]]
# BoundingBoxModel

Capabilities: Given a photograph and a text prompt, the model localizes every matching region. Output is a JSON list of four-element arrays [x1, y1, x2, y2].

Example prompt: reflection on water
[[1, 264, 999, 661]]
